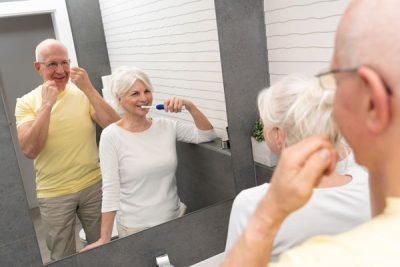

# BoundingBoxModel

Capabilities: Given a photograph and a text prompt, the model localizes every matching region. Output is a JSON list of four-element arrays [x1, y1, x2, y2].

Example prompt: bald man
[[15, 39, 119, 261], [223, 1, 400, 266]]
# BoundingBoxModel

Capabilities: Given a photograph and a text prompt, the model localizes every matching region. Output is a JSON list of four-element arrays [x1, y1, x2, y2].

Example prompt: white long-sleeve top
[[99, 117, 217, 228]]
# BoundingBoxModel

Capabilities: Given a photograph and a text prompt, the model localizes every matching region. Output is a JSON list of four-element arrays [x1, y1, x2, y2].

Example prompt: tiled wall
[[99, 0, 228, 139], [264, 0, 350, 83]]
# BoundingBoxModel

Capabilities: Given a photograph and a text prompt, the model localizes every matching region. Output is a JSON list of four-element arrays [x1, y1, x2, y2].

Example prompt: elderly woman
[[82, 66, 217, 251], [225, 74, 370, 260]]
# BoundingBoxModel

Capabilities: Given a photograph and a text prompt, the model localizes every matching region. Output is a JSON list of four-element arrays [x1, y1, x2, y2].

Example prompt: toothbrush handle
[[155, 104, 185, 111]]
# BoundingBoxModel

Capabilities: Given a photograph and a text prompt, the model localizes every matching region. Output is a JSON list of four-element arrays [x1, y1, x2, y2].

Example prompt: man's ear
[[357, 66, 390, 133], [34, 62, 41, 72]]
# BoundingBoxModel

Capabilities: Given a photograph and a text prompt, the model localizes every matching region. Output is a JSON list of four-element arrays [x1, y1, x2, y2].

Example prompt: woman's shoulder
[[101, 122, 119, 137], [233, 183, 269, 209]]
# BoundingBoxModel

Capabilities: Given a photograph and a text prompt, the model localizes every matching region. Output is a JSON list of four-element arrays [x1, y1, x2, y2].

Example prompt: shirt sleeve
[[99, 127, 121, 213], [15, 96, 36, 127], [225, 192, 252, 252], [175, 120, 217, 144]]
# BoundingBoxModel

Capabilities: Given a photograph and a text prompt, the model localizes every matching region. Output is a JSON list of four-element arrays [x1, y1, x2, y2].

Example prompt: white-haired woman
[[225, 74, 370, 260], [81, 66, 217, 251]]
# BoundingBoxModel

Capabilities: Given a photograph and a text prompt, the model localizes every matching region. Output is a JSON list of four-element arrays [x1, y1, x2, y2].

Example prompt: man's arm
[[222, 137, 336, 267], [17, 81, 58, 159], [70, 67, 120, 128]]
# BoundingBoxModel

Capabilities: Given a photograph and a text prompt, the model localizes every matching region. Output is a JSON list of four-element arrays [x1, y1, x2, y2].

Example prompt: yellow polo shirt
[[270, 198, 400, 267], [15, 83, 101, 198]]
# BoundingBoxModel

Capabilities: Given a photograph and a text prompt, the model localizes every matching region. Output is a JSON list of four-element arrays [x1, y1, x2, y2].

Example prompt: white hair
[[257, 74, 340, 147], [35, 38, 68, 62], [109, 66, 153, 111]]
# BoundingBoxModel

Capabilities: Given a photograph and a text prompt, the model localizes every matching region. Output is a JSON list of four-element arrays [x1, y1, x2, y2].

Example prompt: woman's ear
[[275, 127, 286, 151], [357, 66, 390, 134]]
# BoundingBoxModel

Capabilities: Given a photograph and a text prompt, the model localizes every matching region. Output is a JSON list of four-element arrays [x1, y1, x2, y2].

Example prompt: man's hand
[[70, 67, 94, 93], [222, 136, 337, 267], [266, 136, 337, 219], [41, 80, 59, 107]]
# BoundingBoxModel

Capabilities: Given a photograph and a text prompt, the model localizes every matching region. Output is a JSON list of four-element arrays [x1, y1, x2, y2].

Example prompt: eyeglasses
[[316, 67, 392, 95], [316, 68, 358, 90], [38, 59, 71, 71]]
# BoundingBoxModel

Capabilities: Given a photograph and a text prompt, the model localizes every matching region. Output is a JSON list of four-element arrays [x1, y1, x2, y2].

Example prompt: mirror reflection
[[81, 65, 217, 252], [0, 0, 231, 264]]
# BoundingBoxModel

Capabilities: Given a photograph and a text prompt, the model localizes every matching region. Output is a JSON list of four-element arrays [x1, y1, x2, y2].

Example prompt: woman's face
[[119, 79, 153, 117]]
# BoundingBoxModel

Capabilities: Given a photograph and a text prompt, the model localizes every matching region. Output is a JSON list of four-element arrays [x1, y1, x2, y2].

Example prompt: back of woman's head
[[110, 65, 153, 100], [257, 73, 340, 147]]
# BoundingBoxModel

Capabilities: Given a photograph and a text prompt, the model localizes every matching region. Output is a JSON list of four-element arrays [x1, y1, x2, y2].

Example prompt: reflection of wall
[[0, 14, 55, 208], [98, 0, 228, 139], [0, 91, 42, 266], [176, 142, 235, 212], [264, 0, 350, 83]]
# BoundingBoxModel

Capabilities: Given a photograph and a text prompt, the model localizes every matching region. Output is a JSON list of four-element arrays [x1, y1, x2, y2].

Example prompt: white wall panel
[[264, 0, 350, 84], [99, 0, 227, 138]]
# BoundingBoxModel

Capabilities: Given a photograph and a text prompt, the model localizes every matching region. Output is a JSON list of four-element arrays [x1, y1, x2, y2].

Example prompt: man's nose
[[55, 63, 65, 73]]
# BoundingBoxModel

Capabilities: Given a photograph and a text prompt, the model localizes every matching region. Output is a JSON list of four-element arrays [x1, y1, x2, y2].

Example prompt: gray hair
[[109, 66, 153, 111], [35, 39, 68, 62], [257, 73, 340, 147]]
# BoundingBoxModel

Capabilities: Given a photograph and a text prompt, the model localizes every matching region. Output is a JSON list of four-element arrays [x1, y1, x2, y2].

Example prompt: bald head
[[35, 39, 68, 62], [334, 0, 400, 87]]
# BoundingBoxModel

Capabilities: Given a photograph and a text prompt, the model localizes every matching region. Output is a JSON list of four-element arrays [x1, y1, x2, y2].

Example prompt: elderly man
[[15, 39, 119, 261], [223, 0, 400, 266]]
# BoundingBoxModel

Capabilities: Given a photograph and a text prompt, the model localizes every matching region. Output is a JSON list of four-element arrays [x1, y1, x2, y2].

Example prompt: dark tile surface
[[176, 142, 235, 213], [51, 200, 233, 267], [0, 90, 42, 267], [215, 0, 269, 193]]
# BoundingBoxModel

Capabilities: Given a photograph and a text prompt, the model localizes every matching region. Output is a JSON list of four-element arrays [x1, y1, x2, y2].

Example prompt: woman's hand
[[79, 238, 110, 253], [163, 97, 192, 113]]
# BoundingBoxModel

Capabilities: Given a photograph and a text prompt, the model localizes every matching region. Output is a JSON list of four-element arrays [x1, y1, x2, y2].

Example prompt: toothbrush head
[[155, 104, 165, 110]]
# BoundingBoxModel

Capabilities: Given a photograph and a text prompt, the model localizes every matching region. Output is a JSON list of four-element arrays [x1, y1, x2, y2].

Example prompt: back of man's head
[[335, 0, 400, 88]]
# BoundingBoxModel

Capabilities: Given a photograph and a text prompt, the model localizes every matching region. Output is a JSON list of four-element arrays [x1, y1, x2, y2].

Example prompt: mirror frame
[[0, 0, 78, 67]]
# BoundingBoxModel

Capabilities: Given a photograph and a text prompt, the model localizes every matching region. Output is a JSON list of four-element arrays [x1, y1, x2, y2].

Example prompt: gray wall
[[0, 0, 272, 266], [0, 90, 42, 266], [215, 0, 270, 193], [0, 14, 55, 208]]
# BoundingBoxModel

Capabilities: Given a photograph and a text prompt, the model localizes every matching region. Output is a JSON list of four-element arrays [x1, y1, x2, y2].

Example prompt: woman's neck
[[317, 172, 352, 188], [117, 114, 151, 132]]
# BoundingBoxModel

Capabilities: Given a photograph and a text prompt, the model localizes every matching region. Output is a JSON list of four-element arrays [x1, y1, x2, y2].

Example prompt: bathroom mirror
[[0, 0, 234, 264]]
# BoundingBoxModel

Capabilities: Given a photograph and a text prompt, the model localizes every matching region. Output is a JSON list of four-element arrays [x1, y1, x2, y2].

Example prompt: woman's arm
[[80, 128, 121, 253], [80, 211, 116, 252]]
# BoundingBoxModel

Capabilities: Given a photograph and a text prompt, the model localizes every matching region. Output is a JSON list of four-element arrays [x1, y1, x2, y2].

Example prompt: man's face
[[35, 45, 70, 90]]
